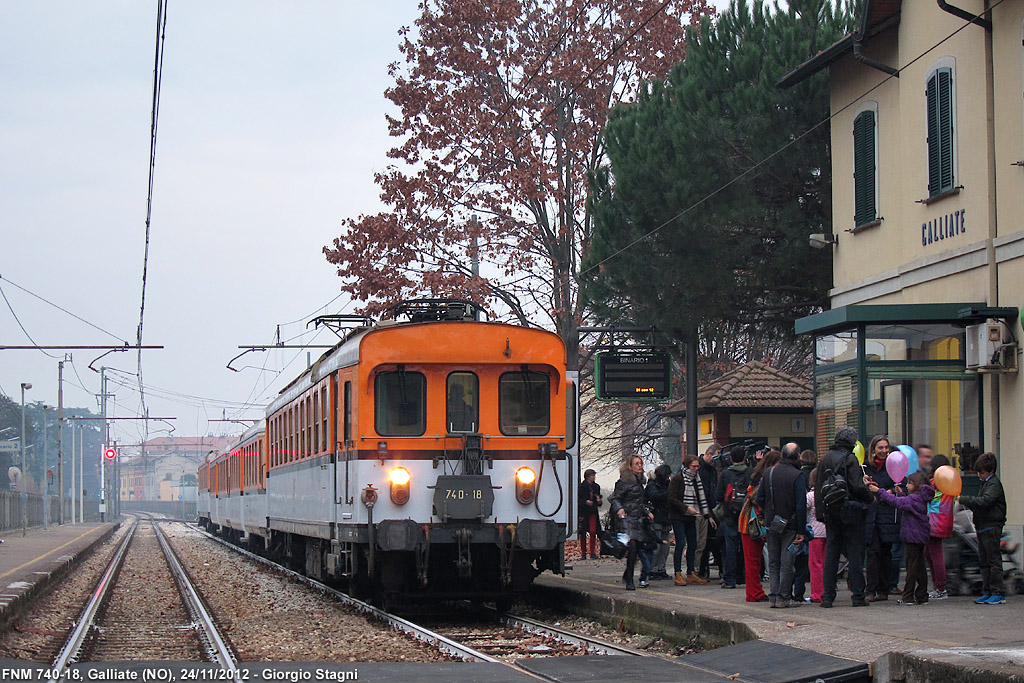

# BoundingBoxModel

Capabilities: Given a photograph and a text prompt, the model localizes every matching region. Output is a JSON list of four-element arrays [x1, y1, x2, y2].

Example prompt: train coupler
[[498, 524, 516, 587], [417, 526, 431, 586], [454, 527, 473, 578]]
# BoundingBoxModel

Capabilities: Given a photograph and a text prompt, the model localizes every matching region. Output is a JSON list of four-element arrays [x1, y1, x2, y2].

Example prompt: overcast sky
[[1, 1, 726, 449]]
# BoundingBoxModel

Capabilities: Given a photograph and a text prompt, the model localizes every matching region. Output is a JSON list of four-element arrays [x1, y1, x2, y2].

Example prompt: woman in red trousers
[[738, 451, 780, 602]]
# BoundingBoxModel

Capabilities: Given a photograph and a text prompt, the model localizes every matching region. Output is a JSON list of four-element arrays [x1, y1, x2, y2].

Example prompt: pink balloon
[[885, 450, 909, 482]]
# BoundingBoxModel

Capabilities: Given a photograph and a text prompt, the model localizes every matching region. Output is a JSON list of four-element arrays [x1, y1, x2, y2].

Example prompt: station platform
[[0, 523, 1021, 681], [0, 521, 117, 631], [532, 556, 1024, 681]]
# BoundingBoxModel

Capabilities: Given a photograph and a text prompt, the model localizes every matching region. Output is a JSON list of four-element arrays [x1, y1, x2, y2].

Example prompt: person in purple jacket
[[868, 471, 934, 606]]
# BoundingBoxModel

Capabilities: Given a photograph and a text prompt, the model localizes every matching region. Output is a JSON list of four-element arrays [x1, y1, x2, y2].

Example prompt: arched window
[[853, 103, 878, 226], [926, 61, 956, 197]]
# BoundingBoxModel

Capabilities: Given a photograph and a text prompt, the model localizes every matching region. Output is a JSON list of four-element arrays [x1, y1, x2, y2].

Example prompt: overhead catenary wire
[[0, 275, 131, 344], [0, 280, 61, 360], [135, 0, 170, 447]]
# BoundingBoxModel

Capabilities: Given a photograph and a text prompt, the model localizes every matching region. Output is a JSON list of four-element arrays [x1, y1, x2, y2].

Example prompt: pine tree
[[584, 0, 856, 374]]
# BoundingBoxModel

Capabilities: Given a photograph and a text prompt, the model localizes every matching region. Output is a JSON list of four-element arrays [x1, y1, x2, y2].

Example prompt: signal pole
[[58, 358, 65, 524], [100, 368, 108, 523]]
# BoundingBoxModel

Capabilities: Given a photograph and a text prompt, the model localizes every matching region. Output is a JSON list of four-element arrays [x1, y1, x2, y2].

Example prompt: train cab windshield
[[375, 369, 427, 436], [446, 372, 479, 433], [499, 369, 550, 435]]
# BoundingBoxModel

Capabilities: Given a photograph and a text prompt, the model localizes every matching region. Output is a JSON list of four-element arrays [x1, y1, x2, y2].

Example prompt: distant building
[[662, 361, 814, 455], [118, 435, 234, 501]]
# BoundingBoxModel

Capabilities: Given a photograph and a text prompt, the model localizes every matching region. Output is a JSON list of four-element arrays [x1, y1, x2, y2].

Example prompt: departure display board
[[595, 351, 671, 401]]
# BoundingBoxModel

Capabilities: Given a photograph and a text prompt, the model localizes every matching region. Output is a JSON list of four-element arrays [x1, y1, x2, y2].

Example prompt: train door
[[566, 370, 579, 538]]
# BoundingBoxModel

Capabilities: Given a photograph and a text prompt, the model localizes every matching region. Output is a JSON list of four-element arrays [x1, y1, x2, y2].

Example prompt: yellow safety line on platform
[[0, 526, 108, 581], [559, 574, 962, 649]]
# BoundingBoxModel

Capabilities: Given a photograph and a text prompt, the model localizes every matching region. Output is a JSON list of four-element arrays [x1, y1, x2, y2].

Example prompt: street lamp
[[20, 382, 31, 536]]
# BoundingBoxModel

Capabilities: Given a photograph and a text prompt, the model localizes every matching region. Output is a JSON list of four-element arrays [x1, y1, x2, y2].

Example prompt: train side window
[[344, 380, 352, 445], [314, 390, 321, 455], [446, 372, 479, 433], [375, 369, 426, 436], [321, 388, 328, 451], [498, 370, 550, 436]]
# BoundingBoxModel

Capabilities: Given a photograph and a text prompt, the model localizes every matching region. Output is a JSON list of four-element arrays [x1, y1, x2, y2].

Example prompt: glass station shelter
[[796, 304, 1017, 468]]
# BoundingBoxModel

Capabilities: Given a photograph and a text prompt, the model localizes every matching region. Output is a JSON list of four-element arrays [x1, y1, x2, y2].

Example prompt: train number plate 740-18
[[432, 475, 494, 521]]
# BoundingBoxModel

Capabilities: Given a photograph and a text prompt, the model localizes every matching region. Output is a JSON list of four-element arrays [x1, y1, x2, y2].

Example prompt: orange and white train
[[198, 300, 578, 606]]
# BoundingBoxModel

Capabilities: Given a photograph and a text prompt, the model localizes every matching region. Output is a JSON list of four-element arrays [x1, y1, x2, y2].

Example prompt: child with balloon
[[868, 471, 935, 605], [925, 453, 955, 599]]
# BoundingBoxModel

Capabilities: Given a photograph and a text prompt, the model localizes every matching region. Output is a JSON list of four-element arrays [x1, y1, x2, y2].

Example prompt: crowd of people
[[578, 427, 1009, 607]]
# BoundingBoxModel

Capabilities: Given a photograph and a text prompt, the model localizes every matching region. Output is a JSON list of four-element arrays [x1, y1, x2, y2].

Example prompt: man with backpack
[[814, 426, 875, 608], [715, 445, 751, 591]]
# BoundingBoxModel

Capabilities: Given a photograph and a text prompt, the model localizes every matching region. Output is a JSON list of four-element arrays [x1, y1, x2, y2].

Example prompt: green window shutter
[[853, 110, 876, 226], [927, 68, 954, 196]]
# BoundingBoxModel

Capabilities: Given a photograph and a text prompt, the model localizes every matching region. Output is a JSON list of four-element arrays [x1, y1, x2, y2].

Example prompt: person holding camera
[[755, 443, 807, 608]]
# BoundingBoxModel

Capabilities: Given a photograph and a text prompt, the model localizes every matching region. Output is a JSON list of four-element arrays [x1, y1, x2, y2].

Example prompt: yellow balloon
[[933, 465, 962, 496], [853, 440, 865, 465]]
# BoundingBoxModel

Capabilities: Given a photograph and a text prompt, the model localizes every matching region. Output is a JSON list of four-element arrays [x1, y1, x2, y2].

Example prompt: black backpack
[[726, 470, 751, 516], [819, 454, 850, 516]]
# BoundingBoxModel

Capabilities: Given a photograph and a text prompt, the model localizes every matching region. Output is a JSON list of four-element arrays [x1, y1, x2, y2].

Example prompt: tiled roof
[[664, 361, 812, 416]]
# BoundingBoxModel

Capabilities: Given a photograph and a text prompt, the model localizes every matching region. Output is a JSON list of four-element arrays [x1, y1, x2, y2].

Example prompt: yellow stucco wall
[[993, 3, 1024, 238], [822, 1, 1024, 536], [828, 0, 994, 301]]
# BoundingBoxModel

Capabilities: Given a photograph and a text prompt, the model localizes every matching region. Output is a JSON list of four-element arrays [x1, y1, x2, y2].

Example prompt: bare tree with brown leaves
[[324, 0, 713, 370]]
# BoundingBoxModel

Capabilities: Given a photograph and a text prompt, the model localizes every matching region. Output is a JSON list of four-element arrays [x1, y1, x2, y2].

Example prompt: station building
[[779, 0, 1024, 537]]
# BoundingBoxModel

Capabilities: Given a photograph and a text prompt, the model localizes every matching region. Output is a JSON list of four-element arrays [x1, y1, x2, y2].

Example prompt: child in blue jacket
[[869, 472, 934, 605]]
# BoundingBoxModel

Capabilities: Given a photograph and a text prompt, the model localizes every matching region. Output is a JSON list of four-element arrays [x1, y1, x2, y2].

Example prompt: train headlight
[[515, 467, 536, 504], [389, 467, 411, 505]]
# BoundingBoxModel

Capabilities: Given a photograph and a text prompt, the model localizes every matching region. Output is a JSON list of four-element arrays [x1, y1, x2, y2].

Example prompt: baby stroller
[[943, 507, 1024, 596]]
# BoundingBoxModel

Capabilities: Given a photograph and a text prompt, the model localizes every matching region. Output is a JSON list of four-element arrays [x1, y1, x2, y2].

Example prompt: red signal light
[[104, 448, 117, 461]]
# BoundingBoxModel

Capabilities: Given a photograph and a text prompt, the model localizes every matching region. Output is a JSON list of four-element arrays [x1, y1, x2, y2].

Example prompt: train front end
[[344, 308, 576, 605]]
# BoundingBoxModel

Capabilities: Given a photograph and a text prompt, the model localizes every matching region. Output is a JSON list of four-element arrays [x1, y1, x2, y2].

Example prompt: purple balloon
[[886, 450, 909, 482], [897, 444, 919, 475]]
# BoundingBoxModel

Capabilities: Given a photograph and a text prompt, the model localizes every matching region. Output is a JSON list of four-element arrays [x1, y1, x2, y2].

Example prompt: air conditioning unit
[[966, 322, 1004, 370]]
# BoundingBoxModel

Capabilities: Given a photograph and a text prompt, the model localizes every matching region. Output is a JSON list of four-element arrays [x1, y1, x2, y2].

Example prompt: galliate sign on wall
[[922, 208, 965, 246]]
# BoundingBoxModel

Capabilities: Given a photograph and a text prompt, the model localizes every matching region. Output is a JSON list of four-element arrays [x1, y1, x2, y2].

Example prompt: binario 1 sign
[[595, 351, 672, 401]]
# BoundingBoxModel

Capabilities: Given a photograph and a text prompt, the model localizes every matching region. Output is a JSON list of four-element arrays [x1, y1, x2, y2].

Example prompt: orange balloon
[[933, 465, 962, 496]]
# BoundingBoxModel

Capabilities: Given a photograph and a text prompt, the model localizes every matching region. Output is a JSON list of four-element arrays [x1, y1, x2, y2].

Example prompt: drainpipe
[[853, 39, 899, 77], [936, 0, 992, 32], [980, 0, 999, 456], [853, 14, 901, 78]]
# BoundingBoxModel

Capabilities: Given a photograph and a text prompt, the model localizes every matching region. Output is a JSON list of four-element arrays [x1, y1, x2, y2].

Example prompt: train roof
[[265, 316, 564, 416]]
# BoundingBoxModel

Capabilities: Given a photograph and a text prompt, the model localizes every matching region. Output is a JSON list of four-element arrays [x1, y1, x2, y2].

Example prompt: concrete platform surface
[[534, 557, 1024, 681], [0, 522, 117, 630]]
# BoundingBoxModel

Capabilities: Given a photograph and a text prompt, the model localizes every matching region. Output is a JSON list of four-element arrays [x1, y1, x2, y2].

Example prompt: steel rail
[[153, 520, 237, 668], [52, 520, 138, 672], [499, 612, 644, 656], [194, 525, 501, 663]]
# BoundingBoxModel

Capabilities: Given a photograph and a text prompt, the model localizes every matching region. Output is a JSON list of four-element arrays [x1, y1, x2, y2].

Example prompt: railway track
[[53, 516, 236, 670], [194, 524, 657, 671]]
